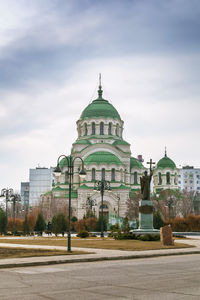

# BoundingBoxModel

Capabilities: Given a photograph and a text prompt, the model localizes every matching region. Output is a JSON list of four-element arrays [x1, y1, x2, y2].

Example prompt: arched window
[[100, 122, 104, 135], [78, 124, 81, 137], [158, 172, 162, 185], [100, 204, 108, 209], [92, 122, 95, 135], [101, 168, 105, 180], [115, 124, 119, 136], [84, 123, 87, 136], [108, 123, 112, 135], [120, 169, 123, 182], [92, 168, 95, 181], [111, 169, 115, 181], [166, 172, 170, 184], [134, 172, 138, 184], [174, 173, 177, 185]]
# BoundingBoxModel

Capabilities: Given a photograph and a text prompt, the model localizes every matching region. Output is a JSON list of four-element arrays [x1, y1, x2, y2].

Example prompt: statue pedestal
[[134, 200, 159, 233]]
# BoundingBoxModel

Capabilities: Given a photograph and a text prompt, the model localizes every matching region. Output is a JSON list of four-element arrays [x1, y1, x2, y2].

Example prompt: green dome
[[157, 155, 176, 169], [80, 86, 121, 120], [130, 157, 144, 169], [84, 151, 121, 165], [59, 156, 69, 168]]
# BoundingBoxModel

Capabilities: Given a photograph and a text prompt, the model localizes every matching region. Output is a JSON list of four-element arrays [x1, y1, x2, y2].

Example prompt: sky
[[0, 0, 200, 192]]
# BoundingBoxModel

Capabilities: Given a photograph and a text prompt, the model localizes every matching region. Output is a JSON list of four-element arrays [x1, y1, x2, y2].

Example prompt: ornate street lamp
[[54, 154, 86, 252], [86, 196, 97, 232], [94, 180, 111, 238], [0, 188, 14, 234], [9, 194, 21, 234]]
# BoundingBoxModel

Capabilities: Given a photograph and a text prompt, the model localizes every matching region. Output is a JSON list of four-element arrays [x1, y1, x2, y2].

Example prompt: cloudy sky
[[0, 0, 200, 192]]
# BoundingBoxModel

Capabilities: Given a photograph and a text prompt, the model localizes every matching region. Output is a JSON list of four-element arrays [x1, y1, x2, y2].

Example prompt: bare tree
[[176, 190, 195, 217], [126, 191, 141, 220]]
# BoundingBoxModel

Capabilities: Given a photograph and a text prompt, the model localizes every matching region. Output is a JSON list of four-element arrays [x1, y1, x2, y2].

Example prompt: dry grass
[[0, 237, 192, 251], [0, 247, 86, 259]]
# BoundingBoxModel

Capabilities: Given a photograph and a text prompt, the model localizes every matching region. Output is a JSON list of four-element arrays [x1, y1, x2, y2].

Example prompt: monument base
[[134, 200, 159, 234]]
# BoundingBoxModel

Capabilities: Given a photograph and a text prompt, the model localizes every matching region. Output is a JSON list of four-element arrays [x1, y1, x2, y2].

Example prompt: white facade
[[178, 166, 200, 192], [29, 167, 53, 206]]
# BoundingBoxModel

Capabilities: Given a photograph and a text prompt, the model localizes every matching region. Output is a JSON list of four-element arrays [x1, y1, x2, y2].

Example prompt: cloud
[[0, 0, 200, 190]]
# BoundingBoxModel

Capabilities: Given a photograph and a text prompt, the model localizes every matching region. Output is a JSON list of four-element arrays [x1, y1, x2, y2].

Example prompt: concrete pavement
[[0, 238, 199, 269]]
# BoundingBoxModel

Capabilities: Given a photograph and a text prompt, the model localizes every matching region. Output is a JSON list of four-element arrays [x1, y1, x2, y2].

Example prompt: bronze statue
[[140, 159, 155, 200]]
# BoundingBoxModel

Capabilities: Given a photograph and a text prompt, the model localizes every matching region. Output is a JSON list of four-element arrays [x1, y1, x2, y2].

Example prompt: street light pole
[[94, 180, 111, 238], [1, 188, 14, 234], [10, 194, 21, 235], [86, 197, 97, 232], [54, 154, 86, 252]]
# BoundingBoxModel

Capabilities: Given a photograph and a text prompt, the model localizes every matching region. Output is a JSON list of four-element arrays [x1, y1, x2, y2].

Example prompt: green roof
[[80, 86, 121, 120], [79, 184, 94, 189], [59, 156, 69, 168], [130, 157, 144, 169], [84, 151, 122, 165], [74, 139, 91, 145], [113, 140, 130, 146], [157, 155, 176, 170]]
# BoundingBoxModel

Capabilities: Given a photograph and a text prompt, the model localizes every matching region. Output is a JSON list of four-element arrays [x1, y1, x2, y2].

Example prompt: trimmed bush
[[77, 230, 89, 238], [137, 234, 160, 241]]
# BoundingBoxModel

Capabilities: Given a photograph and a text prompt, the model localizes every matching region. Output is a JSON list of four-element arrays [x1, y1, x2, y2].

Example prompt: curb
[[1, 250, 200, 269]]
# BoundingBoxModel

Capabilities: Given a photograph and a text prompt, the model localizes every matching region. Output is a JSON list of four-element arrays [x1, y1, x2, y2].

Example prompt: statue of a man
[[140, 170, 153, 200]]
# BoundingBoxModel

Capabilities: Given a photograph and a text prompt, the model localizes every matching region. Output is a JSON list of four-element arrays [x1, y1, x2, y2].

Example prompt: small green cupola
[[157, 150, 176, 170]]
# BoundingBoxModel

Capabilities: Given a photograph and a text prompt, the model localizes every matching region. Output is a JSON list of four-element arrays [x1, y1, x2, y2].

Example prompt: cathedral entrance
[[99, 204, 109, 218]]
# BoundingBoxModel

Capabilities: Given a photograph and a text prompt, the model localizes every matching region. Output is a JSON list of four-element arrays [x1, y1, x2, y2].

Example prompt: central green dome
[[84, 151, 121, 165], [80, 86, 121, 120]]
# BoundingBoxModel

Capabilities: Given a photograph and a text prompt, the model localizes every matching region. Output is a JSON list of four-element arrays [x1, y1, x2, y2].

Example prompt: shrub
[[52, 214, 66, 236], [77, 230, 89, 238], [138, 234, 160, 241], [153, 211, 164, 229], [186, 214, 200, 232], [85, 217, 98, 232], [170, 217, 188, 232], [23, 215, 30, 235], [74, 219, 86, 232], [113, 231, 137, 240], [34, 212, 46, 235]]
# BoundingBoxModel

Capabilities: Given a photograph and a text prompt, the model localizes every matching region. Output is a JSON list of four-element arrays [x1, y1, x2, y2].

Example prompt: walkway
[[0, 237, 199, 269]]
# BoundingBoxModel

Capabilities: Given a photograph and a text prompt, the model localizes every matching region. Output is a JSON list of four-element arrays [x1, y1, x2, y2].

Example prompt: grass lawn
[[0, 236, 193, 251], [0, 247, 86, 259]]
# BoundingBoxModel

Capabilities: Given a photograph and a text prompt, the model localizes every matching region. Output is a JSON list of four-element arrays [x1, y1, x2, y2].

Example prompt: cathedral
[[41, 81, 178, 221]]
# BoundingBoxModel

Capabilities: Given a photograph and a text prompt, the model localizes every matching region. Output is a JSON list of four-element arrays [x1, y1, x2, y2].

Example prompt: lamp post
[[86, 196, 97, 232], [9, 194, 21, 235], [54, 154, 86, 252], [94, 180, 111, 238], [0, 188, 14, 234]]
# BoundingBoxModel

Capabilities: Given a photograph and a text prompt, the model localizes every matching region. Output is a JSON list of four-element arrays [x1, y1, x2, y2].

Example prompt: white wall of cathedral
[[81, 144, 130, 161], [153, 168, 178, 192], [76, 117, 124, 139], [77, 190, 129, 220]]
